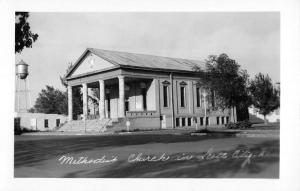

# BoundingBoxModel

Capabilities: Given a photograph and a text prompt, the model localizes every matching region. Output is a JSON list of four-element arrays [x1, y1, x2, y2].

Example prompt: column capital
[[118, 75, 125, 80]]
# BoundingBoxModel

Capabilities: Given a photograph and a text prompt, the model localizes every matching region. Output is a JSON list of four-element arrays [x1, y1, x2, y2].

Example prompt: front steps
[[57, 118, 121, 133]]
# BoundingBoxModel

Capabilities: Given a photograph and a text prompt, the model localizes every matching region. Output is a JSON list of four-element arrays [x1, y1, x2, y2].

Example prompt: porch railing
[[86, 114, 99, 120], [125, 110, 157, 117]]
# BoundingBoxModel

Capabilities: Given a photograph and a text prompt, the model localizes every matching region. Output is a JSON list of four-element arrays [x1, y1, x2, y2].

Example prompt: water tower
[[15, 60, 31, 113]]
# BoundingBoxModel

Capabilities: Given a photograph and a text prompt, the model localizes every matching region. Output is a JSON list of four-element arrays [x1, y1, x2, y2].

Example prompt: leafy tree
[[33, 85, 67, 114], [60, 62, 73, 87], [193, 54, 251, 122], [249, 73, 280, 124], [15, 12, 38, 53]]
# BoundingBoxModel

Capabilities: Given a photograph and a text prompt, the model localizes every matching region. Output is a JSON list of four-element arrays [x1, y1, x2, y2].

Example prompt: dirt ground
[[14, 132, 279, 178]]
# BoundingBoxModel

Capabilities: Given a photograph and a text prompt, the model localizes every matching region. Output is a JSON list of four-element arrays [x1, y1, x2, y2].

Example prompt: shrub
[[225, 120, 252, 129], [14, 125, 22, 135], [14, 117, 22, 135], [193, 129, 211, 133]]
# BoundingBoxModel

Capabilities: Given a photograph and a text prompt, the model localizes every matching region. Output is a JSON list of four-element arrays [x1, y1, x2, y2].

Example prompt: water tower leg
[[27, 77, 32, 109], [17, 77, 20, 113], [25, 78, 28, 112]]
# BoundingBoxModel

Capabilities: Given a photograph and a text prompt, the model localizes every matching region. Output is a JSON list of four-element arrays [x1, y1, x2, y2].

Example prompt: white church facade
[[65, 48, 235, 130]]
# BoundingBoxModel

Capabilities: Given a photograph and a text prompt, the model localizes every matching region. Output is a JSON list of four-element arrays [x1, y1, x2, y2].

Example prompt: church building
[[65, 48, 235, 130]]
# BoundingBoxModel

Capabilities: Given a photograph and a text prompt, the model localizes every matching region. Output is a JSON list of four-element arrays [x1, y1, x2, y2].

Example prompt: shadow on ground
[[69, 139, 279, 178]]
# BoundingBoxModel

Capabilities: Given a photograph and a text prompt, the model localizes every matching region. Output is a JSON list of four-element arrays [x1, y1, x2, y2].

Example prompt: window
[[221, 117, 224, 125], [206, 117, 209, 125], [216, 117, 220, 125], [106, 93, 111, 112], [56, 119, 60, 127], [180, 86, 186, 107], [44, 119, 48, 128], [181, 118, 186, 127], [163, 85, 169, 107], [125, 94, 129, 112], [176, 118, 180, 127], [187, 118, 191, 126], [200, 117, 204, 126], [142, 89, 147, 110], [125, 99, 129, 112], [196, 87, 201, 107]]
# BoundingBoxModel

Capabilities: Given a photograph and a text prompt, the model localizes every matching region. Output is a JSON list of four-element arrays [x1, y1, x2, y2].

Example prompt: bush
[[21, 128, 40, 133], [225, 120, 252, 129], [193, 129, 211, 133], [14, 117, 22, 135], [14, 125, 22, 135]]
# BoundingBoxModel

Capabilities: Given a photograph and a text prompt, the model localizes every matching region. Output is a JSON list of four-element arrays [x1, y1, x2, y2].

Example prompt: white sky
[[15, 12, 280, 104]]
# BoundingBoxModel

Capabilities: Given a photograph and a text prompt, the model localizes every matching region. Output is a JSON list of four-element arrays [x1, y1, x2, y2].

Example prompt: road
[[14, 132, 279, 178]]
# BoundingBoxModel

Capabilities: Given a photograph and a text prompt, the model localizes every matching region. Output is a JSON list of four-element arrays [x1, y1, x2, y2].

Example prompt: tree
[[249, 73, 280, 124], [33, 85, 68, 115], [193, 54, 251, 122], [15, 12, 38, 53]]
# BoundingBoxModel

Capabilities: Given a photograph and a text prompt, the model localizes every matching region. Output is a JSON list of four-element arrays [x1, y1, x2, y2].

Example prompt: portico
[[67, 75, 158, 121]]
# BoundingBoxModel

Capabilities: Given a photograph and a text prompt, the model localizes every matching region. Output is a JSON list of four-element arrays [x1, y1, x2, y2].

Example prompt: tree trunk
[[264, 115, 268, 124]]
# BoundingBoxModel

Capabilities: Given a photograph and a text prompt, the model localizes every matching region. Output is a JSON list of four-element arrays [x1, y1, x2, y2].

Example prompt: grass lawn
[[14, 131, 279, 178]]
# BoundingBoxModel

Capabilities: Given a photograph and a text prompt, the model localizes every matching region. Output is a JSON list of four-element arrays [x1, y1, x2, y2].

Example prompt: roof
[[67, 48, 206, 78], [16, 60, 29, 66]]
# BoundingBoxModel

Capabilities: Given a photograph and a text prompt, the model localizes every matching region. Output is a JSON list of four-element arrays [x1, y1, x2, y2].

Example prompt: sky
[[15, 12, 280, 105]]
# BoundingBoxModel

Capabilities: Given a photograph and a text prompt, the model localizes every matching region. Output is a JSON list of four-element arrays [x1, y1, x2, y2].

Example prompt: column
[[82, 83, 88, 117], [67, 85, 73, 121], [154, 78, 161, 116], [99, 79, 105, 119], [118, 75, 125, 118]]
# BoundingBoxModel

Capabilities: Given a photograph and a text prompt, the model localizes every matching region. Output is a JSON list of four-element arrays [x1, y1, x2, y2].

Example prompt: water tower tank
[[16, 60, 29, 79]]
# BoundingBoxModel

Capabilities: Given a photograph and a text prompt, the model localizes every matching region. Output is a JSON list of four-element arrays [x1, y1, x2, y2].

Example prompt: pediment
[[70, 52, 116, 77]]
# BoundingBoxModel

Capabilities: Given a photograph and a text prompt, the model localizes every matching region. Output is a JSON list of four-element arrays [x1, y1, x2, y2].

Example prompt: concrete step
[[57, 118, 111, 133]]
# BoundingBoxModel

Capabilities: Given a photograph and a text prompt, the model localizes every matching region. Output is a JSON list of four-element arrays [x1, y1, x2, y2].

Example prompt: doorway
[[160, 115, 166, 129], [106, 93, 110, 118]]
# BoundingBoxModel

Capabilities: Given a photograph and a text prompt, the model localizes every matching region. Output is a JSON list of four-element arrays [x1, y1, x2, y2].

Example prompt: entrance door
[[160, 115, 166, 129], [106, 93, 111, 118]]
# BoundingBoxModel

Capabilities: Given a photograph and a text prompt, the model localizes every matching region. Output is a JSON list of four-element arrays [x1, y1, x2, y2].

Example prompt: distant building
[[64, 48, 236, 130], [15, 112, 67, 131]]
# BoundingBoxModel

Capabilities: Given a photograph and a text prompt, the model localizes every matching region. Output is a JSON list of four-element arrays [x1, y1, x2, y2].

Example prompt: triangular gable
[[68, 50, 117, 78]]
